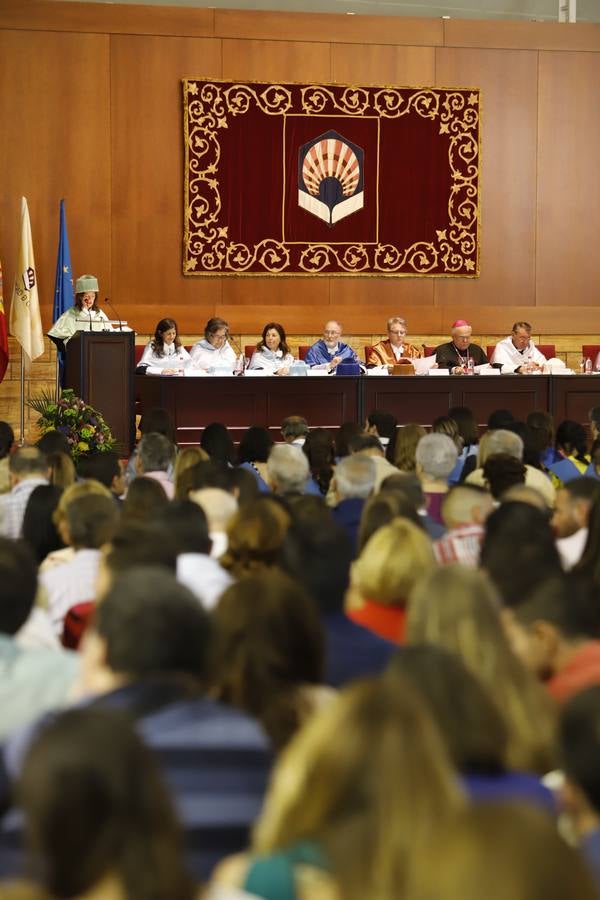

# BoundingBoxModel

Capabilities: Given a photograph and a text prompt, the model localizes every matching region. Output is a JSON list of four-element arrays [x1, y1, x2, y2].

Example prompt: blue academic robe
[[305, 340, 359, 368]]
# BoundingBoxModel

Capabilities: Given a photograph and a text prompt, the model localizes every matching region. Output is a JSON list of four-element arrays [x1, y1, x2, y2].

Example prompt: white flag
[[10, 197, 45, 368]]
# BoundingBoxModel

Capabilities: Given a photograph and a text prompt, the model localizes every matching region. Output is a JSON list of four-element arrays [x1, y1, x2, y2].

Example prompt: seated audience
[[333, 421, 364, 461], [305, 320, 360, 371], [96, 522, 179, 598], [387, 646, 553, 808], [266, 444, 313, 497], [173, 446, 210, 499], [507, 573, 600, 704], [281, 516, 396, 686], [406, 803, 596, 900], [365, 409, 398, 462], [40, 480, 113, 573], [176, 459, 231, 499], [0, 448, 48, 540], [380, 471, 446, 538], [122, 475, 169, 524], [0, 421, 14, 494], [349, 433, 397, 491], [46, 452, 75, 489], [348, 518, 435, 644], [189, 316, 237, 372], [480, 502, 562, 606], [302, 427, 336, 496], [488, 408, 515, 430], [220, 497, 290, 578], [465, 429, 555, 507], [280, 415, 309, 446], [448, 405, 479, 483], [408, 566, 556, 773], [434, 484, 493, 566], [0, 538, 79, 740], [15, 707, 195, 900], [393, 423, 426, 473], [189, 487, 238, 559], [138, 317, 190, 374], [36, 430, 71, 459], [77, 451, 125, 500], [39, 494, 120, 635], [432, 415, 463, 453], [125, 406, 176, 486], [228, 466, 260, 507], [211, 679, 462, 899], [500, 483, 549, 510], [482, 453, 527, 499], [559, 685, 600, 887], [159, 500, 233, 609], [553, 478, 600, 569], [200, 422, 236, 465], [365, 316, 423, 367], [527, 409, 561, 469], [358, 491, 423, 553], [134, 432, 175, 499], [435, 320, 487, 373], [237, 425, 274, 493], [549, 420, 591, 485], [330, 455, 376, 551], [211, 571, 329, 751], [249, 322, 295, 375], [415, 433, 458, 525], [21, 485, 64, 566], [491, 321, 547, 373]]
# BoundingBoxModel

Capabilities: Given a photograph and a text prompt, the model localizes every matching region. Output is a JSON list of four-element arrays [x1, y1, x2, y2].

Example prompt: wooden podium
[[65, 331, 135, 452]]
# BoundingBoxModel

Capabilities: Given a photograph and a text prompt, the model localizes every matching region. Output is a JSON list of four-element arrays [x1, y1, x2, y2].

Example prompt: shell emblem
[[298, 130, 364, 227]]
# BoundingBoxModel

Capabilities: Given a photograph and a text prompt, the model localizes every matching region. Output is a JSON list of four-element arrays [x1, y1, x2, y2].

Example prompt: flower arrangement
[[28, 388, 117, 459]]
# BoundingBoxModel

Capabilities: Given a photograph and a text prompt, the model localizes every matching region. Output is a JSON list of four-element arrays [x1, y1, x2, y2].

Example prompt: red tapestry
[[183, 79, 480, 277]]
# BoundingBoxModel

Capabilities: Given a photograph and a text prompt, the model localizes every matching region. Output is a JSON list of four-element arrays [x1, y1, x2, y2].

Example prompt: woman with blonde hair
[[211, 678, 462, 900], [393, 423, 426, 472], [173, 446, 209, 499], [348, 517, 435, 643], [407, 565, 557, 773]]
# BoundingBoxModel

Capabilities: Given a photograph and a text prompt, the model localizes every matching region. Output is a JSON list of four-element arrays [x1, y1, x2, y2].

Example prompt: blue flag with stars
[[53, 199, 74, 322]]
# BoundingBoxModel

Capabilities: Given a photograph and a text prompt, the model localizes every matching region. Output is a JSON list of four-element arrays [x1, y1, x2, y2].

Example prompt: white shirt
[[556, 527, 588, 570], [39, 548, 102, 637], [176, 553, 234, 609], [490, 336, 547, 374], [248, 348, 295, 374], [139, 341, 190, 374], [189, 339, 237, 372]]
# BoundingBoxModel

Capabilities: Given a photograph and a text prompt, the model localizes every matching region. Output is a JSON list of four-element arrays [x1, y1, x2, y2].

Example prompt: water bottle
[[585, 357, 593, 375], [466, 357, 474, 376]]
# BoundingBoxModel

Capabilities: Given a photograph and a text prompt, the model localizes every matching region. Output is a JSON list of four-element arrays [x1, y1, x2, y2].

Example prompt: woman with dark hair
[[303, 428, 336, 495], [122, 476, 170, 524], [17, 707, 194, 900], [448, 406, 479, 483], [527, 410, 561, 469], [549, 420, 591, 485], [0, 421, 15, 494], [249, 323, 295, 375], [334, 421, 364, 461], [48, 274, 112, 342], [211, 571, 327, 751], [189, 316, 237, 372], [139, 318, 190, 375], [22, 485, 65, 565], [47, 452, 76, 490], [237, 425, 274, 492], [482, 453, 526, 499], [200, 422, 237, 466]]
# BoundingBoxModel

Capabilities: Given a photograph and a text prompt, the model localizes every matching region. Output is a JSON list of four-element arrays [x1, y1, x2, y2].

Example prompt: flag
[[10, 197, 45, 369], [0, 261, 8, 384], [53, 199, 74, 323]]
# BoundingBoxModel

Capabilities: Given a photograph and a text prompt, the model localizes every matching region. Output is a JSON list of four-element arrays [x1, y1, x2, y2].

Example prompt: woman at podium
[[139, 318, 190, 375], [48, 274, 111, 342]]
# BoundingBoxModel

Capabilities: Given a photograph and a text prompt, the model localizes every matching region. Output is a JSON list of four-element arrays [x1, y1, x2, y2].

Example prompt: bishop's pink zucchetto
[[451, 319, 470, 329]]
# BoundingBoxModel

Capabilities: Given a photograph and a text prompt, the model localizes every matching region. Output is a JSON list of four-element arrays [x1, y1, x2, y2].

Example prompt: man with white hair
[[366, 316, 422, 368], [189, 487, 238, 559], [415, 433, 458, 525], [331, 455, 376, 551], [465, 428, 555, 507], [491, 322, 547, 374], [267, 444, 310, 496], [305, 320, 360, 372]]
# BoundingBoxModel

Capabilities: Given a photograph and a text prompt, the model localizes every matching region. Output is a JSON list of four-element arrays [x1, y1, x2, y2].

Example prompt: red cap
[[451, 319, 470, 328]]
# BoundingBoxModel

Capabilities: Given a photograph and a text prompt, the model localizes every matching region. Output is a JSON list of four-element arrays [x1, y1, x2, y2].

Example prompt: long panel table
[[136, 373, 600, 445]]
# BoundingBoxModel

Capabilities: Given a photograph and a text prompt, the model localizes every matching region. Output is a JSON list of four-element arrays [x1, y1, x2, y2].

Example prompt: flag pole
[[19, 347, 25, 446]]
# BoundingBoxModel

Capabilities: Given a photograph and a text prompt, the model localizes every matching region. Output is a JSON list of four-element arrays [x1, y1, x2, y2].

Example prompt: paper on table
[[474, 364, 500, 375], [412, 355, 438, 375], [366, 366, 389, 376]]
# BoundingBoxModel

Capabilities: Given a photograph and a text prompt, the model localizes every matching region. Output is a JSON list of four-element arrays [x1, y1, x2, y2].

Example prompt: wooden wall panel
[[0, 29, 111, 329], [536, 51, 600, 306], [110, 34, 222, 331], [434, 47, 538, 316], [332, 44, 436, 85], [215, 9, 443, 47], [222, 39, 331, 82], [444, 19, 600, 53]]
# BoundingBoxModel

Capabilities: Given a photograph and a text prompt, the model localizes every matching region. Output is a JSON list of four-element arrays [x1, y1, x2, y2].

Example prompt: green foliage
[[28, 388, 116, 460]]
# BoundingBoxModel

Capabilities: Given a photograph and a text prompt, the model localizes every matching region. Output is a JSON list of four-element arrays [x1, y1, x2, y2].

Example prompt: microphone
[[227, 333, 246, 375], [102, 297, 123, 331], [88, 308, 92, 332]]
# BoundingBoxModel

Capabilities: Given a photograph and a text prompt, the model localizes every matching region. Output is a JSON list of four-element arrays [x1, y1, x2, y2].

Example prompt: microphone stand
[[88, 308, 93, 332], [228, 334, 246, 376], [103, 297, 123, 331]]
